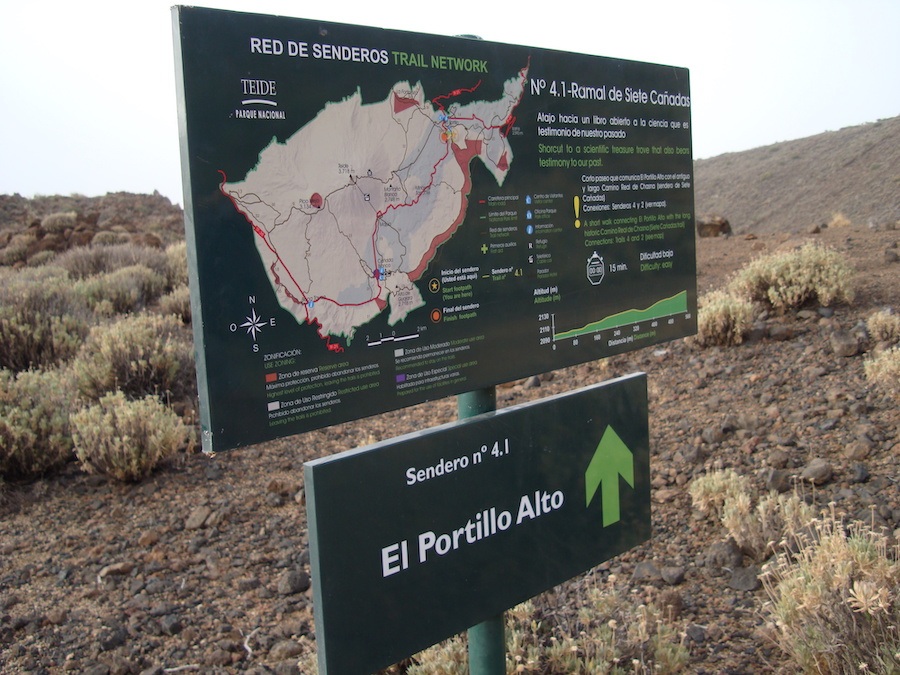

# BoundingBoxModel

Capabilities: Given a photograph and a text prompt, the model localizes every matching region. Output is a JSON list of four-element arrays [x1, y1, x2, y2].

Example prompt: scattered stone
[[768, 448, 790, 469], [277, 569, 310, 596], [767, 324, 794, 341], [98, 625, 128, 652], [701, 426, 725, 445], [850, 464, 870, 484], [729, 565, 762, 592], [685, 624, 707, 643], [523, 375, 541, 389], [844, 440, 871, 460], [800, 458, 833, 485], [660, 566, 686, 585], [98, 562, 134, 579], [159, 614, 183, 636], [269, 639, 304, 660], [632, 561, 662, 582], [185, 505, 213, 530], [885, 248, 899, 264], [765, 468, 793, 493], [704, 539, 743, 572], [45, 608, 67, 625], [138, 530, 160, 547], [830, 330, 860, 357]]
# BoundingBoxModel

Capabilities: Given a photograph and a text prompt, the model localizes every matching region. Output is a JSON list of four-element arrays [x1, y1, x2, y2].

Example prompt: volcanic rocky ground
[[1, 118, 899, 674]]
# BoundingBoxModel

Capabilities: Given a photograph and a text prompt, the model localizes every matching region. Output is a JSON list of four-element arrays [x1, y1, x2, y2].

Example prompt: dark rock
[[729, 565, 762, 592], [99, 625, 129, 651], [685, 624, 707, 643], [160, 614, 183, 636], [631, 561, 662, 582], [185, 505, 212, 530], [765, 468, 793, 493], [800, 458, 833, 485], [850, 464, 870, 484], [704, 539, 743, 572], [830, 330, 860, 357], [269, 639, 304, 660], [277, 569, 310, 596], [660, 566, 686, 585]]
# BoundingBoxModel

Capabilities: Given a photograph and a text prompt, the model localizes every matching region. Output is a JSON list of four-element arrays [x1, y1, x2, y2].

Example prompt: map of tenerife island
[[221, 64, 529, 349]]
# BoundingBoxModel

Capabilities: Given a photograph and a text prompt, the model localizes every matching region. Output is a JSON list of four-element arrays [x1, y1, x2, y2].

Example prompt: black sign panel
[[305, 373, 649, 674], [173, 7, 695, 452]]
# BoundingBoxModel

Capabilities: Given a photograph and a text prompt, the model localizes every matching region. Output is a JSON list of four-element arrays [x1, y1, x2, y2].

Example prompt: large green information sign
[[305, 374, 650, 674], [173, 7, 696, 452]]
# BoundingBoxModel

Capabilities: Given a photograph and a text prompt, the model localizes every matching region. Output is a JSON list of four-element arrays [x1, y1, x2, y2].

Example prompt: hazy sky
[[1, 0, 897, 206]]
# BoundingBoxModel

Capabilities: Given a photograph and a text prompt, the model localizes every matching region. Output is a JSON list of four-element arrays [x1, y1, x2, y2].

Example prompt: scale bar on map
[[554, 291, 688, 341], [367, 332, 420, 347]]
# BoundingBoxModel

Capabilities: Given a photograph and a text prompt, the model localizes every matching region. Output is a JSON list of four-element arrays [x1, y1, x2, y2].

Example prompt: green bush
[[0, 367, 76, 478], [71, 313, 195, 404], [691, 289, 754, 347], [72, 391, 194, 481], [74, 264, 168, 315], [0, 266, 91, 371], [728, 242, 854, 312]]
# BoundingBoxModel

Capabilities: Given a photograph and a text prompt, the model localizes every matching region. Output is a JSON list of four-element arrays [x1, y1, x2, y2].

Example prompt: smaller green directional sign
[[585, 425, 636, 526], [305, 373, 649, 675]]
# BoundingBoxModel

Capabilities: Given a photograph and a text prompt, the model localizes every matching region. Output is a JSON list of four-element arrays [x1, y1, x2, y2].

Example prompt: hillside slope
[[694, 115, 900, 233]]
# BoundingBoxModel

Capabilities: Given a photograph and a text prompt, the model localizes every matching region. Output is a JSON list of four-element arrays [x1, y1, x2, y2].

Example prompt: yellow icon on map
[[574, 195, 581, 228]]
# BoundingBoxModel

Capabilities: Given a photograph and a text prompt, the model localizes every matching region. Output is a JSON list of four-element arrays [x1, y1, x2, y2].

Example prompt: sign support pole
[[457, 387, 505, 675]]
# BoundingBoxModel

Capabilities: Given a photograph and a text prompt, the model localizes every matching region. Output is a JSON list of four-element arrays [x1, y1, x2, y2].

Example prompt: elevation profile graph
[[553, 291, 689, 342]]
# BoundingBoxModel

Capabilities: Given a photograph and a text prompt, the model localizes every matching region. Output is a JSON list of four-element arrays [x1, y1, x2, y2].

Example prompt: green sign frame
[[173, 6, 695, 452], [305, 373, 650, 674]]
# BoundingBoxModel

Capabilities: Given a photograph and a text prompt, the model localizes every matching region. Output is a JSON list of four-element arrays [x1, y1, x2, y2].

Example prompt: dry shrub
[[72, 391, 194, 482], [74, 264, 167, 315], [165, 241, 189, 288], [72, 313, 195, 404], [866, 308, 900, 345], [158, 284, 192, 324], [409, 579, 688, 674], [41, 210, 77, 234], [827, 211, 852, 228], [688, 468, 750, 519], [92, 231, 132, 246], [728, 242, 855, 312], [0, 232, 36, 266], [864, 347, 900, 398], [689, 469, 815, 561], [762, 508, 900, 674], [26, 250, 57, 268], [0, 266, 91, 371], [691, 289, 754, 347], [0, 367, 76, 478], [56, 242, 169, 281]]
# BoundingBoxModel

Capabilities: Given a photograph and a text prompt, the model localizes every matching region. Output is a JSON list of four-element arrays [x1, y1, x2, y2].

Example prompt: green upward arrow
[[585, 425, 635, 527]]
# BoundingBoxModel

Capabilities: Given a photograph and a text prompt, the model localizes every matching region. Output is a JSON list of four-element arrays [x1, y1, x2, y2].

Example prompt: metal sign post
[[458, 387, 504, 675]]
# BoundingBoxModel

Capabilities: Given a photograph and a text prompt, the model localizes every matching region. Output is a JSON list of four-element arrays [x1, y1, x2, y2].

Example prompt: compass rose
[[240, 307, 267, 341]]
